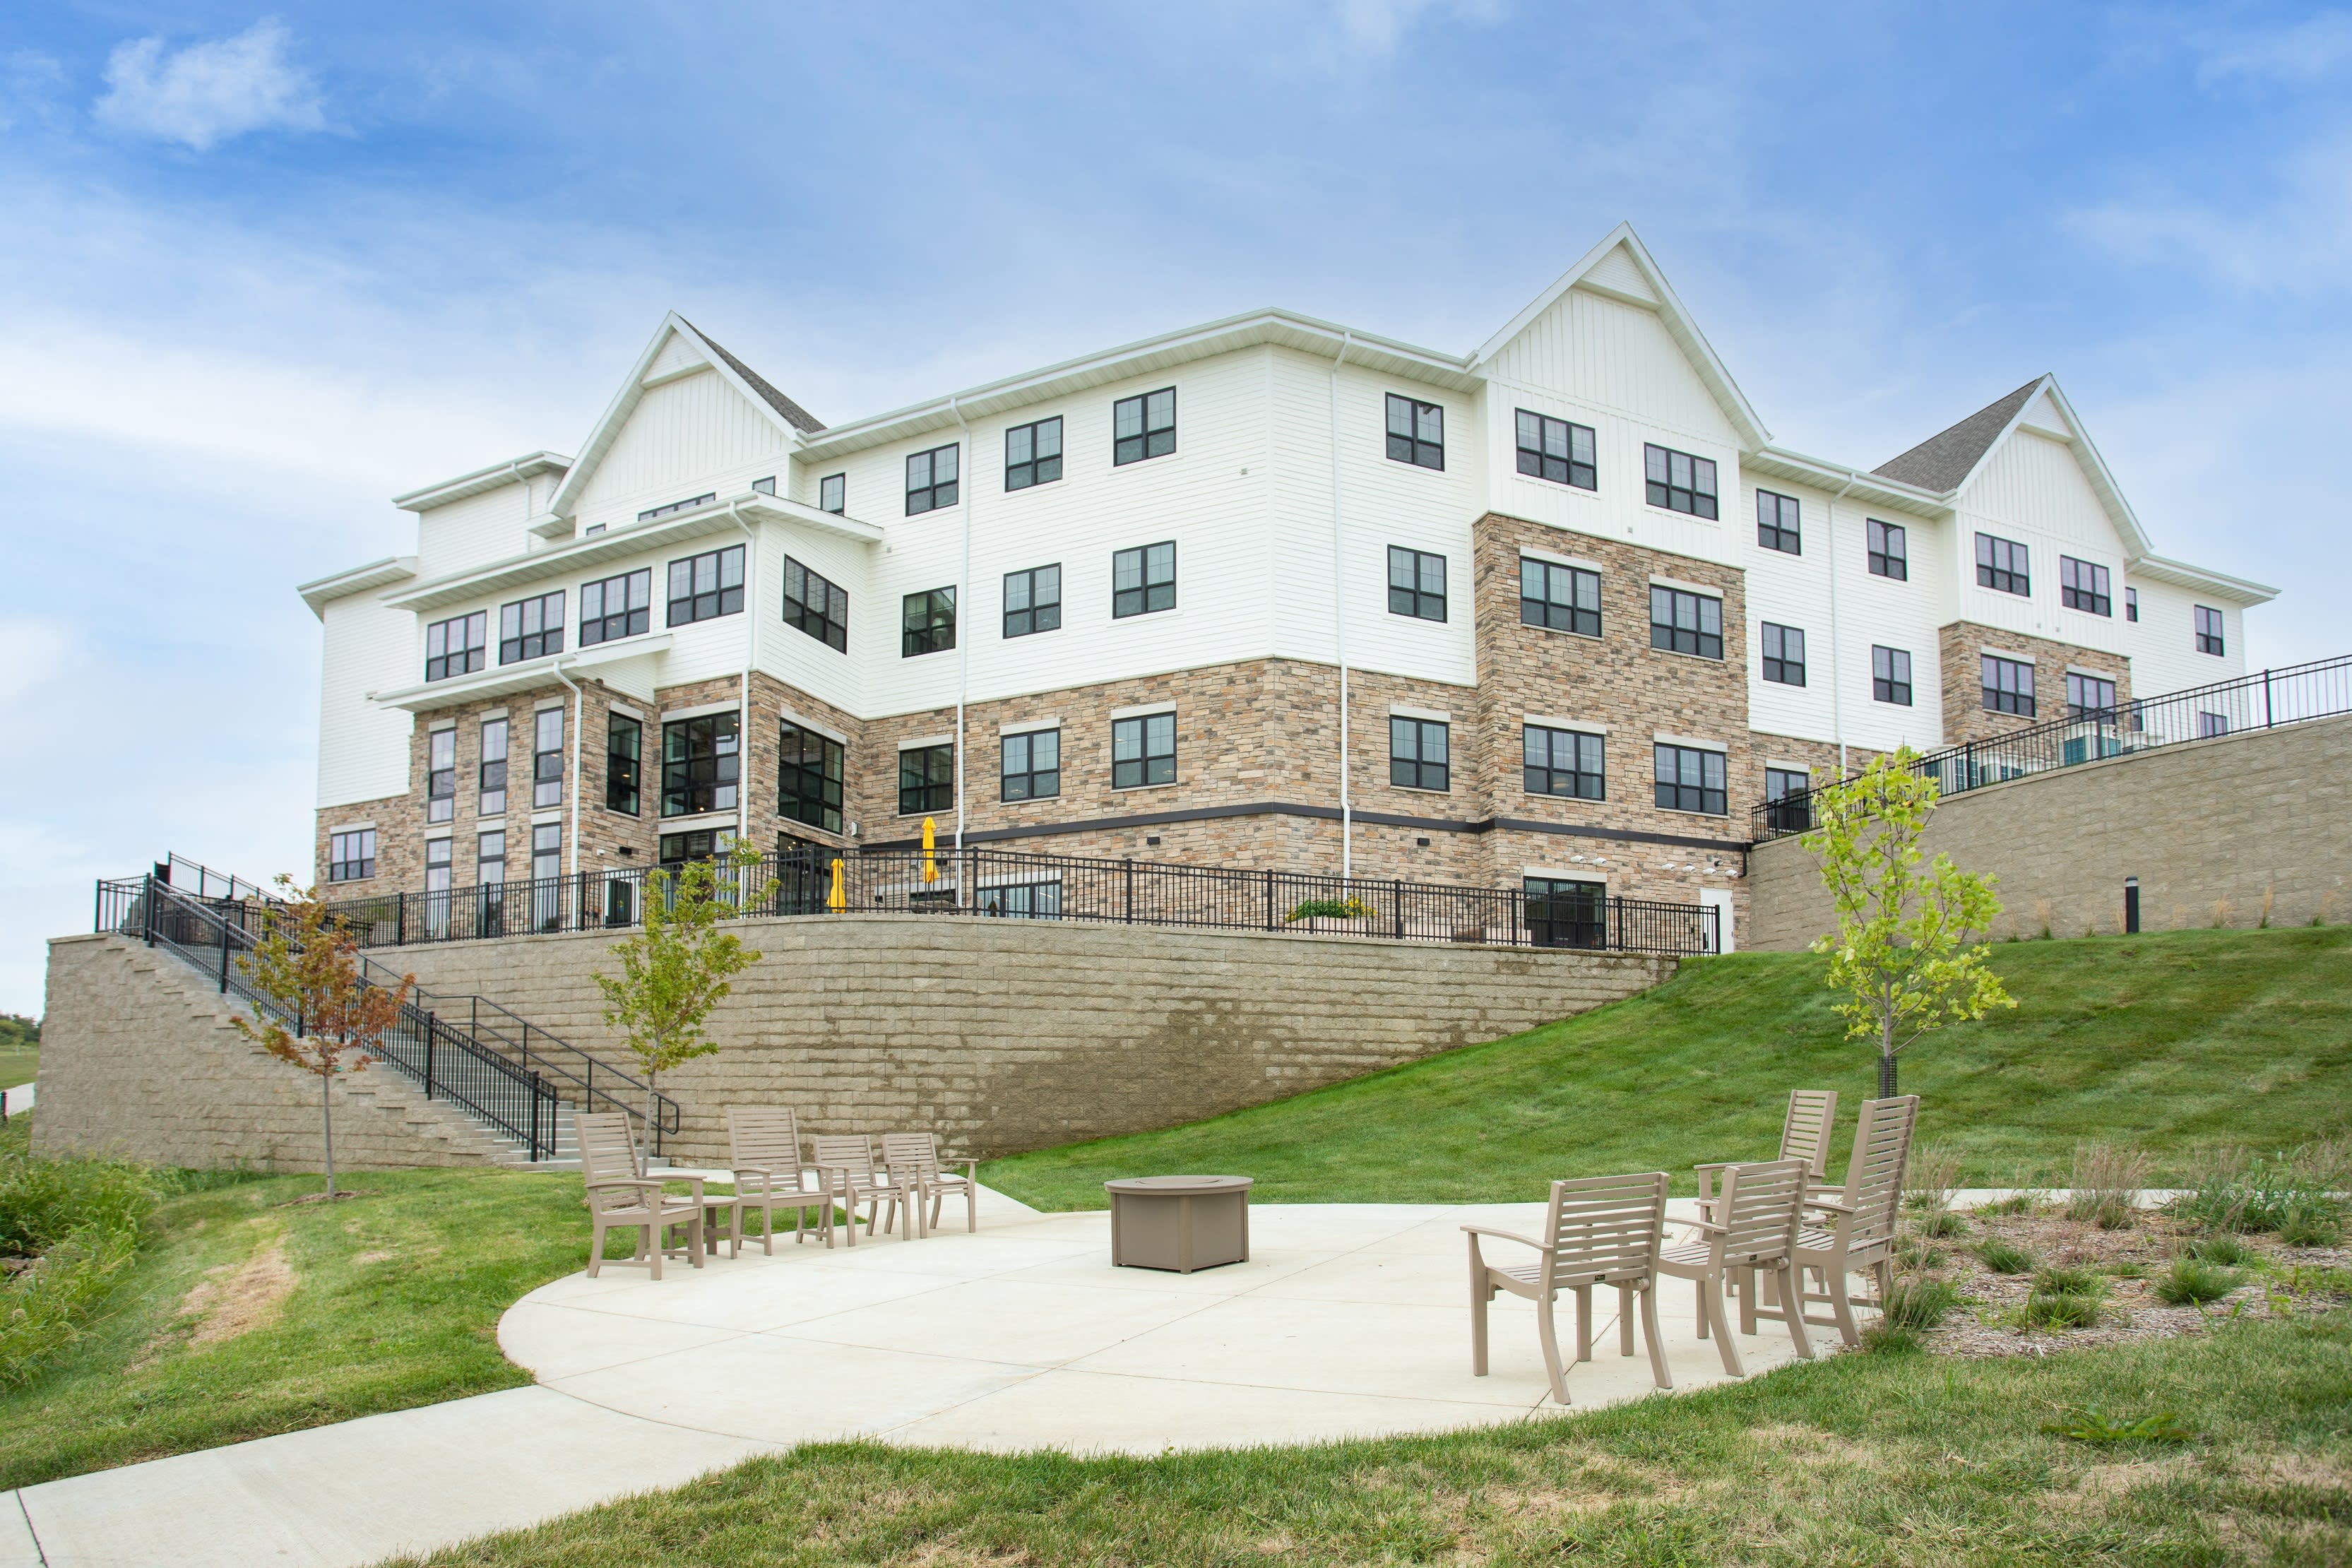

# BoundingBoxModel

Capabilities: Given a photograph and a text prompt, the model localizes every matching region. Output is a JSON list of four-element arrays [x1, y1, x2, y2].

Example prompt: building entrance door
[[1699, 889, 1735, 954]]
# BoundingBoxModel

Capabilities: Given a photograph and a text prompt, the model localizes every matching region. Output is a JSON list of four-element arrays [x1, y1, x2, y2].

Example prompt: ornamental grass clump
[[2065, 1140, 2150, 1230], [1904, 1139, 1969, 1236], [2024, 1264, 2105, 1329], [1974, 1236, 2034, 1274], [2154, 1257, 2238, 1307], [2170, 1138, 2349, 1241]]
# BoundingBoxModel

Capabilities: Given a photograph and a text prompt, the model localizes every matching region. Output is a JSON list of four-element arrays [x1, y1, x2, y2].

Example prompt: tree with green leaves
[[234, 877, 413, 1199], [1800, 749, 2015, 1098], [593, 842, 776, 1153]]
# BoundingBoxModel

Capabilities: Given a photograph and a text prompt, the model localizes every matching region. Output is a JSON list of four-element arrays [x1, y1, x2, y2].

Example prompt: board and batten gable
[[569, 367, 794, 531], [316, 590, 415, 807], [1944, 428, 2134, 660]]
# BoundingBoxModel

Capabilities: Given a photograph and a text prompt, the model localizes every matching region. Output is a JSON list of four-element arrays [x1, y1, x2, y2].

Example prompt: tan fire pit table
[[1104, 1175, 1252, 1273]]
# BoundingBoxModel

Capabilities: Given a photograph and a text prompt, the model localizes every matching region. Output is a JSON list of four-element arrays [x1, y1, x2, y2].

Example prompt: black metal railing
[[314, 845, 1721, 957], [1752, 652, 2352, 841], [94, 873, 677, 1156]]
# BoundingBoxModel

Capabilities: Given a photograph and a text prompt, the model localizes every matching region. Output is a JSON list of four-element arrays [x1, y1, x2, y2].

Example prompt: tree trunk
[[321, 1064, 337, 1197], [643, 1074, 658, 1172], [1878, 1051, 1898, 1100]]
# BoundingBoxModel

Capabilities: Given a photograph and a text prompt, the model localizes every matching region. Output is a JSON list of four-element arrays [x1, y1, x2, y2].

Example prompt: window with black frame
[[499, 590, 564, 663], [667, 545, 744, 625], [977, 880, 1062, 920], [657, 827, 732, 874], [902, 587, 956, 656], [1112, 542, 1176, 617], [1003, 564, 1061, 637], [1761, 622, 1806, 686], [533, 708, 564, 808], [1653, 743, 1728, 815], [1389, 717, 1449, 791], [1981, 654, 2036, 716], [476, 830, 506, 933], [424, 612, 486, 681], [778, 721, 844, 832], [1755, 490, 1801, 554], [782, 556, 848, 652], [1644, 444, 1718, 517], [1976, 533, 2031, 596], [606, 713, 641, 814], [424, 838, 453, 935], [327, 828, 375, 881], [1867, 518, 1908, 580], [1387, 547, 1446, 621], [1514, 410, 1596, 489], [662, 713, 739, 817], [1004, 417, 1062, 489], [1112, 388, 1176, 465], [898, 743, 954, 814], [1385, 393, 1444, 470], [1649, 585, 1723, 658], [1872, 646, 1913, 706], [2125, 587, 2139, 622], [2061, 557, 2112, 616], [1523, 724, 1604, 800], [1112, 712, 1176, 789], [530, 824, 561, 927], [1519, 558, 1601, 636], [479, 717, 508, 815], [578, 569, 651, 646], [2195, 605, 2226, 655], [1001, 728, 1060, 801], [2066, 671, 2118, 719], [905, 444, 959, 513], [1524, 877, 1605, 950], [1764, 767, 1810, 833], [819, 473, 845, 513], [427, 728, 456, 823]]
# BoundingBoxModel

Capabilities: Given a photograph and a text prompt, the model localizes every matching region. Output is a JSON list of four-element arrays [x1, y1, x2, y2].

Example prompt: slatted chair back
[[1714, 1157, 1809, 1266], [728, 1107, 804, 1177], [575, 1112, 642, 1201], [1781, 1090, 1839, 1177], [880, 1132, 942, 1177], [1542, 1171, 1670, 1285], [810, 1134, 881, 1187], [1841, 1095, 1919, 1246]]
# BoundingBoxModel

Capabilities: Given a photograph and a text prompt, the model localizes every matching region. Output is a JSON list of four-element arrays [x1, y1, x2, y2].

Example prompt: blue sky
[[1, 1, 2346, 1012]]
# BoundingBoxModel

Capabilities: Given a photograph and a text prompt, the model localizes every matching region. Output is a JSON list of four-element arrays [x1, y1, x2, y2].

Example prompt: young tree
[[593, 842, 776, 1153], [1800, 749, 2015, 1098], [234, 877, 414, 1198]]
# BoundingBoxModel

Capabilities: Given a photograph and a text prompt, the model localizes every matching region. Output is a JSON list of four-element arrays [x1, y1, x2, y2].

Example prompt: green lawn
[[984, 927, 2352, 1209], [0, 1047, 36, 1095], [389, 1307, 2352, 1567]]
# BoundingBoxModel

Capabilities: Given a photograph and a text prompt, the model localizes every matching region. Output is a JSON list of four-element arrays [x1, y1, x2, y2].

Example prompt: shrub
[[2154, 1258, 2237, 1306], [1285, 896, 1373, 923], [1975, 1237, 2034, 1274], [0, 1140, 157, 1390], [2066, 1141, 2150, 1230]]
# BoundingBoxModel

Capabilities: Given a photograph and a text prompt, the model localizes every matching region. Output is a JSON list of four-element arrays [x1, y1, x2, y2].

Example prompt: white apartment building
[[299, 224, 2276, 949]]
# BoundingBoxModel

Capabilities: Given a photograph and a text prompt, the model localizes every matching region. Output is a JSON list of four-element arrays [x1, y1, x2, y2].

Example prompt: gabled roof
[[1471, 222, 1771, 452], [546, 314, 825, 518]]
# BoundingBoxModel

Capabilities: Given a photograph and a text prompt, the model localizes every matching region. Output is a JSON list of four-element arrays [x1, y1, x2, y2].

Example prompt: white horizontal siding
[[415, 480, 537, 578], [2125, 576, 2243, 697]]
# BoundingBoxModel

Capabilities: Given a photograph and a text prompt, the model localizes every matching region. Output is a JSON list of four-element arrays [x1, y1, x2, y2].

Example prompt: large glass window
[[1112, 542, 1177, 617], [2067, 672, 2118, 719], [1004, 417, 1063, 490], [1112, 387, 1177, 465], [667, 545, 744, 626], [1523, 725, 1604, 800], [1112, 712, 1177, 788], [902, 587, 956, 656], [530, 824, 561, 926], [1004, 565, 1061, 638], [662, 713, 739, 817], [779, 721, 845, 832], [1389, 717, 1449, 792], [1525, 877, 1605, 950], [1761, 622, 1806, 686], [1520, 559, 1600, 636], [2195, 605, 2226, 655], [905, 444, 960, 513], [1384, 393, 1444, 470], [533, 707, 564, 808], [427, 728, 456, 823], [782, 556, 848, 652], [606, 713, 641, 815], [819, 473, 845, 513], [1644, 444, 1718, 518], [1872, 646, 1913, 706], [424, 838, 453, 935], [477, 830, 506, 934], [978, 881, 1062, 920], [1514, 410, 1596, 490], [1649, 585, 1723, 659], [2061, 557, 2112, 617], [1387, 547, 1447, 622], [1001, 729, 1061, 801], [1976, 533, 2031, 596], [1755, 490, 1802, 554], [327, 828, 376, 882], [424, 612, 486, 682], [1653, 743, 1728, 815], [1981, 654, 2036, 717], [479, 717, 508, 816], [499, 590, 564, 663], [578, 569, 651, 646], [898, 743, 954, 815], [1867, 519, 1908, 580]]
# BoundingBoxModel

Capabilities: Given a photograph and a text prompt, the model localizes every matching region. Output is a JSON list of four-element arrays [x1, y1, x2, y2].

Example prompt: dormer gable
[[1875, 374, 2151, 557]]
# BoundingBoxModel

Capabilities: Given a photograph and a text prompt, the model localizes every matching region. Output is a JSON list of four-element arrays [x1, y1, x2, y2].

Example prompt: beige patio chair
[[576, 1112, 704, 1279], [1694, 1090, 1836, 1223], [1466, 1171, 1672, 1404], [881, 1132, 980, 1238], [809, 1134, 897, 1241], [1656, 1156, 1812, 1375], [1753, 1094, 1919, 1348], [726, 1107, 838, 1252]]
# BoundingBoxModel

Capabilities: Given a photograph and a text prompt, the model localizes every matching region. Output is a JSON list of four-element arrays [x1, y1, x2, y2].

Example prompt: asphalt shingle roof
[[683, 319, 826, 434], [1870, 377, 2043, 493]]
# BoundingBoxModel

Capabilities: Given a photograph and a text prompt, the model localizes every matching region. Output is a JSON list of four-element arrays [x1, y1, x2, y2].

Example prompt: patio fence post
[[423, 1016, 435, 1101]]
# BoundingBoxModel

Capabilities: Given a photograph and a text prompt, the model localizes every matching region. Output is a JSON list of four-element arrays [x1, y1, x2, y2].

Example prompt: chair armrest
[[1460, 1225, 1548, 1250], [653, 1174, 706, 1201], [1691, 1161, 1736, 1172], [732, 1164, 775, 1178], [1803, 1196, 1857, 1216], [585, 1177, 665, 1193]]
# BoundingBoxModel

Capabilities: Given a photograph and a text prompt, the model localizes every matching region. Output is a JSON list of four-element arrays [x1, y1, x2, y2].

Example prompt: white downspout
[[725, 501, 756, 848], [550, 657, 583, 879], [1825, 471, 1860, 777], [1329, 332, 1353, 881], [950, 396, 973, 875]]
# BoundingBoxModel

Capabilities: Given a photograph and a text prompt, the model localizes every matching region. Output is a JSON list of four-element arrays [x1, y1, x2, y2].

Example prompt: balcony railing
[[1752, 653, 2352, 842]]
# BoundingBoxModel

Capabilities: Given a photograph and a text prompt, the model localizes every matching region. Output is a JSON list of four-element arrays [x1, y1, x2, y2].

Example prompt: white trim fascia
[[1388, 703, 1451, 723], [1742, 448, 1947, 516], [1654, 731, 1728, 752], [369, 636, 674, 713], [299, 556, 418, 618], [2128, 554, 2280, 604], [391, 453, 571, 513]]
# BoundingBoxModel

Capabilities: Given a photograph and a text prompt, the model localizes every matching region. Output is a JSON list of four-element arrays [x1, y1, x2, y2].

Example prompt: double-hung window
[[479, 717, 508, 815], [1112, 388, 1176, 465], [427, 728, 456, 823], [499, 591, 564, 663], [533, 708, 564, 808], [606, 714, 641, 815], [1872, 646, 1913, 706], [1653, 743, 1728, 816], [2195, 605, 2226, 655], [1976, 533, 2031, 595], [2067, 672, 2118, 719], [1644, 444, 1718, 518], [1003, 565, 1061, 637], [2125, 587, 2139, 622], [1523, 725, 1604, 800], [667, 545, 744, 625], [902, 588, 956, 656], [1385, 393, 1444, 470], [1981, 654, 2036, 717], [819, 473, 845, 514], [1761, 622, 1805, 686], [2061, 557, 2112, 616], [1001, 729, 1060, 801], [425, 840, 453, 929], [1649, 585, 1723, 659], [779, 722, 845, 832], [328, 828, 376, 882], [1004, 417, 1062, 489], [782, 557, 849, 652], [1867, 519, 1908, 580], [1520, 559, 1600, 636], [1112, 542, 1176, 617], [1387, 547, 1446, 622], [905, 444, 959, 513], [1514, 410, 1596, 489], [1389, 717, 1449, 792], [1112, 712, 1176, 788], [898, 743, 954, 815], [531, 821, 561, 884], [424, 612, 486, 682], [1755, 490, 1801, 554], [578, 569, 651, 646], [662, 713, 739, 817]]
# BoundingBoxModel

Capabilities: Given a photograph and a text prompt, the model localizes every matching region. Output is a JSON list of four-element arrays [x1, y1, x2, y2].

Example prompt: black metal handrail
[[312, 845, 1721, 957], [1752, 652, 2352, 841]]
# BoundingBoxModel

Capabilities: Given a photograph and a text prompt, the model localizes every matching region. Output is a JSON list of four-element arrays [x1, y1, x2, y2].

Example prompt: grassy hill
[[0, 1014, 35, 1094], [982, 925, 2352, 1209]]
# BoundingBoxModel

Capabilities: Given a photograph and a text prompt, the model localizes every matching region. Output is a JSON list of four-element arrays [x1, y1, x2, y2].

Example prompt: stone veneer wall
[[1938, 620, 2131, 747], [392, 913, 1675, 1163], [1745, 713, 2352, 951]]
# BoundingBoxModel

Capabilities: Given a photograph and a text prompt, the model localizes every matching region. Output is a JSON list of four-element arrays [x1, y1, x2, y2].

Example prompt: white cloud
[[2067, 130, 2352, 296], [0, 50, 66, 131], [2194, 11, 2352, 84], [94, 18, 323, 151]]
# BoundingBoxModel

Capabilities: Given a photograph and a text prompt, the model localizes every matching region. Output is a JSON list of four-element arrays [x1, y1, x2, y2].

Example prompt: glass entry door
[[1525, 877, 1607, 949]]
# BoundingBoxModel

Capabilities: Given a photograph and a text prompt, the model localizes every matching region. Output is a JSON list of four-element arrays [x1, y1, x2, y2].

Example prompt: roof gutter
[[1824, 470, 1860, 777], [723, 500, 756, 849], [1330, 331, 1353, 881], [548, 657, 584, 880]]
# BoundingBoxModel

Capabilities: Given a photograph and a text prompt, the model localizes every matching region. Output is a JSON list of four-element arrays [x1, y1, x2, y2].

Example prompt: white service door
[[1699, 889, 1735, 954]]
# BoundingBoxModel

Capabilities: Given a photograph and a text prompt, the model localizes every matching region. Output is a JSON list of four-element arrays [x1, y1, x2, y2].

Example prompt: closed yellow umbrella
[[921, 816, 939, 884], [826, 856, 846, 912]]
